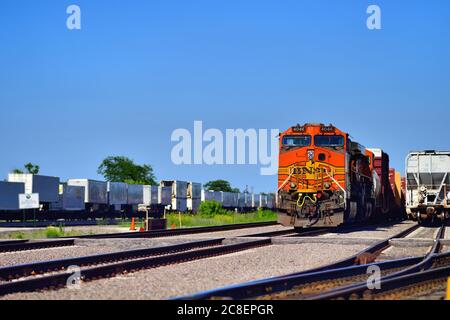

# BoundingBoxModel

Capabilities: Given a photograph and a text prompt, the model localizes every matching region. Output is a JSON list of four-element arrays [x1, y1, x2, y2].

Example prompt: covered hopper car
[[405, 151, 450, 222]]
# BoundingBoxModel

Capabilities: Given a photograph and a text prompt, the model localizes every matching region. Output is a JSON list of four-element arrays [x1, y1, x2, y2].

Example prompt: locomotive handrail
[[324, 169, 347, 209]]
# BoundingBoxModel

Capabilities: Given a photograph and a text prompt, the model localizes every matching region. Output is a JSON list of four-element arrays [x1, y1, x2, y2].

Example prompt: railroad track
[[0, 239, 75, 253], [309, 223, 448, 300], [176, 223, 425, 300], [0, 238, 271, 297], [69, 221, 279, 239]]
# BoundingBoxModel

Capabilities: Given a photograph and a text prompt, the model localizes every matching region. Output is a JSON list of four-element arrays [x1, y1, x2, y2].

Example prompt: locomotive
[[277, 123, 404, 228]]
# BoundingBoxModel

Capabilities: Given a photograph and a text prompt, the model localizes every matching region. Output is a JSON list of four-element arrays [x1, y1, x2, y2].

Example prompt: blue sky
[[1, 0, 449, 193]]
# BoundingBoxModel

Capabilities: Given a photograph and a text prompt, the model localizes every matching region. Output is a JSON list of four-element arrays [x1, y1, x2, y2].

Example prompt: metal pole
[[447, 277, 450, 301]]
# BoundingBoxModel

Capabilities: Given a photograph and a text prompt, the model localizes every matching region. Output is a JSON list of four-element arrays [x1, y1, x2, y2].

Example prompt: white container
[[8, 174, 59, 203], [238, 193, 252, 208], [158, 187, 172, 206], [201, 190, 222, 203], [222, 192, 238, 208], [266, 194, 275, 209], [0, 181, 25, 211], [187, 182, 202, 199], [252, 194, 261, 208], [187, 198, 202, 212], [160, 180, 188, 199], [143, 185, 159, 205], [107, 182, 128, 205], [172, 198, 188, 212], [259, 194, 268, 208], [67, 179, 108, 204], [51, 185, 85, 211], [127, 184, 144, 205]]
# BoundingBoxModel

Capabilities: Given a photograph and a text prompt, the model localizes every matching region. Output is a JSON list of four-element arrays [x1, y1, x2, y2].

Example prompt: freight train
[[405, 150, 450, 223], [0, 174, 275, 221], [277, 123, 406, 229]]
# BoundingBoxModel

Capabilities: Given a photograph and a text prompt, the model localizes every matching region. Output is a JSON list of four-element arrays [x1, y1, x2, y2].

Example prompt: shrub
[[45, 226, 64, 238], [198, 200, 229, 217]]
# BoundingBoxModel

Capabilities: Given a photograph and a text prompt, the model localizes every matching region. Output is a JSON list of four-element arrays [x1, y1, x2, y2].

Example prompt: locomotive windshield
[[314, 135, 345, 147], [282, 135, 311, 147]]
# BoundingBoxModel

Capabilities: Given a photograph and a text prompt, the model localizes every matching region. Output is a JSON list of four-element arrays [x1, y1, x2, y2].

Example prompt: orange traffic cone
[[130, 218, 136, 231]]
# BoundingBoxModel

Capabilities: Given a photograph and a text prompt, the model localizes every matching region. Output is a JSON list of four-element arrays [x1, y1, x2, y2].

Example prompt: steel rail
[[176, 223, 420, 300], [0, 239, 272, 297], [310, 224, 448, 300], [349, 265, 450, 300], [68, 221, 279, 239], [0, 239, 75, 253], [0, 238, 225, 281], [0, 240, 29, 246], [307, 252, 450, 300]]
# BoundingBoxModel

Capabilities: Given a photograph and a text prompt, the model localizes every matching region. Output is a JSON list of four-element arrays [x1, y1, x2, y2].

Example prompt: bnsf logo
[[290, 167, 327, 175]]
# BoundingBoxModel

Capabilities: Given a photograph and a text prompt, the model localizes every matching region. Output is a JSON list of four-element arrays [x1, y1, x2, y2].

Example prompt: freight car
[[67, 179, 108, 213], [160, 180, 188, 212], [0, 172, 275, 220], [405, 151, 450, 223], [277, 123, 404, 229], [187, 182, 202, 213], [8, 174, 60, 209], [0, 181, 25, 211]]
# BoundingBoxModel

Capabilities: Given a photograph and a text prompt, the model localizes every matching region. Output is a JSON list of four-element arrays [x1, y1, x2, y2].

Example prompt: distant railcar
[[405, 151, 450, 222]]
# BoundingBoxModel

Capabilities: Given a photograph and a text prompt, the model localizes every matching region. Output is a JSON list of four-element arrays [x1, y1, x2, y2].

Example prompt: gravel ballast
[[319, 221, 417, 240], [168, 225, 293, 239], [0, 238, 213, 267], [1, 243, 367, 300]]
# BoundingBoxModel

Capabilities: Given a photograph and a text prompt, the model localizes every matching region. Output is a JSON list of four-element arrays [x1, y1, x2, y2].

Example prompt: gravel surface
[[0, 238, 212, 267], [377, 225, 442, 260], [1, 243, 368, 300], [405, 226, 441, 240], [168, 225, 294, 239], [378, 246, 431, 260], [319, 221, 417, 240]]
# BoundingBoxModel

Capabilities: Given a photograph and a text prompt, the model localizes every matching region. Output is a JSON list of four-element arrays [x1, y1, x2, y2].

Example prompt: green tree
[[97, 156, 157, 185], [24, 163, 40, 174], [12, 163, 40, 175], [204, 180, 239, 192]]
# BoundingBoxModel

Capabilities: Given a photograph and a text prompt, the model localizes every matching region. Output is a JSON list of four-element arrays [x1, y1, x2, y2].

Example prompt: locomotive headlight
[[290, 182, 297, 189], [308, 150, 314, 161], [324, 182, 331, 189]]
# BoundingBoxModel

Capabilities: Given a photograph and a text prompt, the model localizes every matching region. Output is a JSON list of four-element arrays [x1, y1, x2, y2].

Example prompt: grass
[[0, 226, 87, 240], [119, 209, 277, 229], [0, 209, 277, 238], [167, 210, 277, 228]]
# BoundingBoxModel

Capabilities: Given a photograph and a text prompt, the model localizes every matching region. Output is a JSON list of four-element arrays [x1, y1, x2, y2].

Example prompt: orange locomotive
[[277, 123, 402, 228]]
